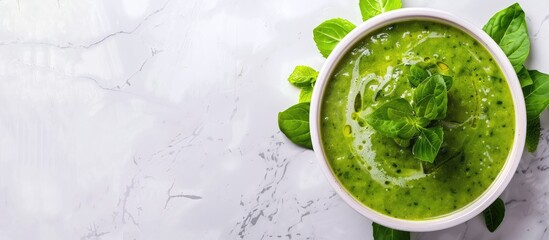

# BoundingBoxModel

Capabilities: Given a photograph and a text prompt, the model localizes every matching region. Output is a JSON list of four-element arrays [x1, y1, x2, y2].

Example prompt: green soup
[[320, 20, 515, 219]]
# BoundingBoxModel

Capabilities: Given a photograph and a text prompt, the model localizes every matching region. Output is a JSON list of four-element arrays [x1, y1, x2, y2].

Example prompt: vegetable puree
[[320, 20, 515, 219]]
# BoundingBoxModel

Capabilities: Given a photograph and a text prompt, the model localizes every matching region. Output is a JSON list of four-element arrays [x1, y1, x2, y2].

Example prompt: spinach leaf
[[278, 103, 312, 149], [483, 3, 530, 72], [372, 222, 410, 240], [408, 65, 429, 87], [359, 0, 402, 21], [483, 198, 505, 232], [366, 98, 418, 139], [413, 74, 448, 120], [517, 67, 533, 88], [299, 87, 313, 103], [313, 18, 356, 58], [524, 70, 549, 119], [288, 65, 318, 88], [412, 126, 444, 163], [526, 117, 540, 152]]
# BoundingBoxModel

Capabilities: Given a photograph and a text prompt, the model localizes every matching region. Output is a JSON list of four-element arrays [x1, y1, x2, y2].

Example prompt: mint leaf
[[366, 98, 419, 139], [299, 87, 313, 103], [408, 65, 429, 87], [359, 0, 402, 21], [278, 103, 312, 149], [483, 198, 505, 232], [483, 3, 530, 72], [413, 74, 448, 120], [412, 126, 444, 163], [313, 18, 356, 58], [517, 67, 533, 88], [372, 222, 410, 240], [288, 66, 318, 88], [524, 70, 549, 119], [526, 117, 540, 152]]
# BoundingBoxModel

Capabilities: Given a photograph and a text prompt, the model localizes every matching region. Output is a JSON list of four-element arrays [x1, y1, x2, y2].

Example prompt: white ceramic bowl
[[310, 8, 526, 232]]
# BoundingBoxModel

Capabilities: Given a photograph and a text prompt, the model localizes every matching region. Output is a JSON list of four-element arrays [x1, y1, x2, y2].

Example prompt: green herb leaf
[[366, 98, 418, 139], [288, 65, 318, 88], [299, 87, 313, 103], [408, 65, 429, 87], [483, 198, 505, 232], [372, 222, 410, 240], [278, 103, 312, 149], [416, 117, 431, 128], [483, 3, 530, 72], [517, 67, 533, 88], [412, 126, 444, 163], [526, 117, 540, 152], [413, 74, 448, 120], [393, 138, 411, 148], [359, 0, 402, 21], [524, 70, 549, 119], [442, 75, 453, 90], [313, 18, 356, 58]]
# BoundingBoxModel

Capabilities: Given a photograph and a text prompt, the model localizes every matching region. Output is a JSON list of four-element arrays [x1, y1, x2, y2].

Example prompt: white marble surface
[[0, 0, 548, 239]]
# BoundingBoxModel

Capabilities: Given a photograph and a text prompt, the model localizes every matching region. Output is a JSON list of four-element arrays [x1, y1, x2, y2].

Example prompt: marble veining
[[0, 0, 547, 239]]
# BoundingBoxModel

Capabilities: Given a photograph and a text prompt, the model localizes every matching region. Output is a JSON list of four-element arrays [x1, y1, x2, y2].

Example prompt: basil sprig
[[483, 3, 549, 152], [366, 69, 451, 163], [287, 65, 319, 103], [481, 3, 549, 233], [278, 65, 319, 149]]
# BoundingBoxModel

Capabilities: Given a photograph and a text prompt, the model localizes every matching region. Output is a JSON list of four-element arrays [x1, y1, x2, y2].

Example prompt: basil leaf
[[408, 65, 429, 87], [524, 70, 549, 119], [483, 198, 505, 232], [372, 222, 410, 240], [393, 138, 411, 148], [526, 117, 540, 152], [517, 67, 533, 88], [483, 3, 530, 72], [416, 117, 431, 128], [366, 98, 418, 139], [412, 126, 444, 163], [278, 103, 312, 149], [299, 87, 313, 103], [288, 65, 318, 88], [313, 18, 356, 58], [442, 75, 453, 90], [413, 74, 448, 120], [359, 0, 402, 21]]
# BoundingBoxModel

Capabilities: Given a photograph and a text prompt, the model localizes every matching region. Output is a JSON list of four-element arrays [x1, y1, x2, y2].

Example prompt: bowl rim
[[309, 8, 526, 232]]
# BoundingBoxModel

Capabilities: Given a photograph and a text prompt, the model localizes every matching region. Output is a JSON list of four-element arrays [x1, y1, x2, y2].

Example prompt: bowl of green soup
[[310, 8, 526, 231]]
